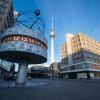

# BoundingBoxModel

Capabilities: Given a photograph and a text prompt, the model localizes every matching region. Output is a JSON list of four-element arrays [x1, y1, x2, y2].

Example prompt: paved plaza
[[0, 79, 100, 100]]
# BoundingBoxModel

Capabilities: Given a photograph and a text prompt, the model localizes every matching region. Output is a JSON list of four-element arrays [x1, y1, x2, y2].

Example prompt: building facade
[[0, 0, 14, 34], [60, 42, 68, 64], [60, 33, 100, 79], [0, 0, 14, 79]]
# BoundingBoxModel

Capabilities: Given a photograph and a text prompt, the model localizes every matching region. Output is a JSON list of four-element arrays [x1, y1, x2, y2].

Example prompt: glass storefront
[[91, 64, 100, 70], [69, 63, 91, 70]]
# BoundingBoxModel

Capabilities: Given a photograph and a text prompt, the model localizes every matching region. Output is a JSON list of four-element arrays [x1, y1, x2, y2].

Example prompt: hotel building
[[60, 33, 100, 79]]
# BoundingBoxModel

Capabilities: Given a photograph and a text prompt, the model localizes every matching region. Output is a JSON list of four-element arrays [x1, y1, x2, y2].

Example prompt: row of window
[[81, 38, 99, 49], [82, 42, 99, 48], [85, 53, 100, 59], [0, 1, 14, 34], [84, 47, 100, 55], [2, 35, 47, 50], [72, 34, 100, 51], [72, 42, 100, 55]]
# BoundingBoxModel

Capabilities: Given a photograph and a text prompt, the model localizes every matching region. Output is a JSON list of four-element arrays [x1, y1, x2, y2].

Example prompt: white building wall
[[66, 33, 74, 65]]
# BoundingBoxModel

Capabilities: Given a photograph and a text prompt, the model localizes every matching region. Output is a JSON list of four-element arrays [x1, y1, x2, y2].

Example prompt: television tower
[[50, 17, 55, 64]]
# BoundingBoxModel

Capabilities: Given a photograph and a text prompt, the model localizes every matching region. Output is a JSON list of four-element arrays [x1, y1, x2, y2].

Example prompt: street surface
[[0, 79, 100, 100]]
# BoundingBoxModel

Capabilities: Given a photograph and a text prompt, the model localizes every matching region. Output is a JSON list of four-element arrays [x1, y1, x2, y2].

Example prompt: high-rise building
[[0, 0, 14, 34], [0, 0, 14, 79], [60, 33, 100, 79]]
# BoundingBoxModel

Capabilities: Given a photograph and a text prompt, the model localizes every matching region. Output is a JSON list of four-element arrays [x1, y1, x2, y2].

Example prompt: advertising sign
[[0, 60, 11, 71], [91, 64, 100, 70]]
